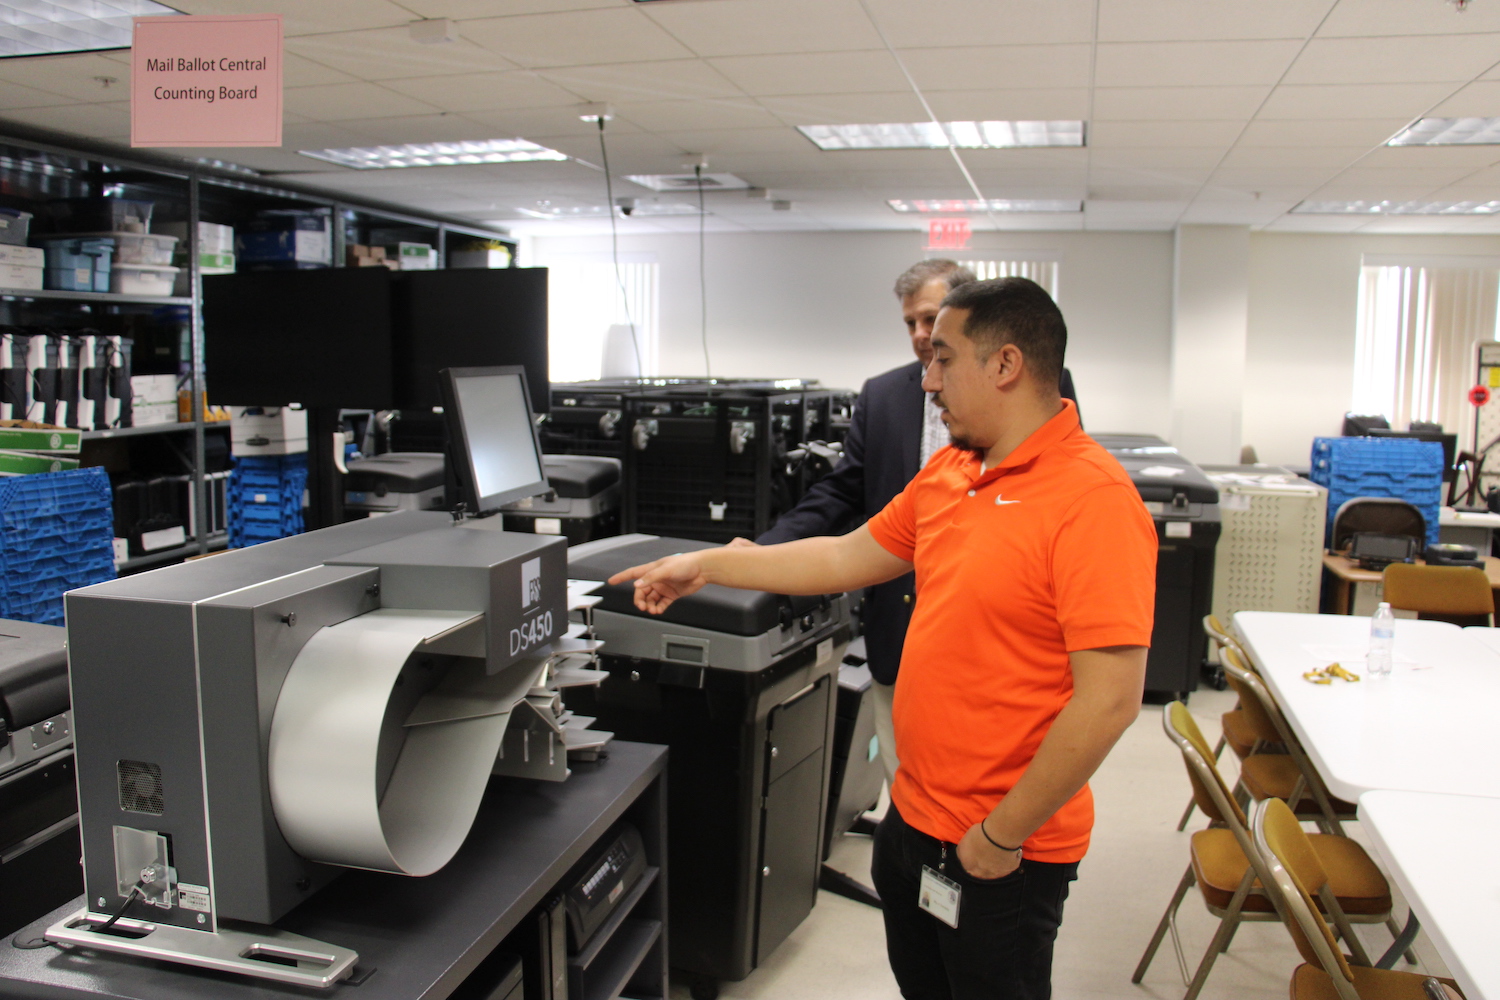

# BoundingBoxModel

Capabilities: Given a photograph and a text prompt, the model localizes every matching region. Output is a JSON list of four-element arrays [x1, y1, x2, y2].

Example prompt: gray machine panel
[[195, 565, 380, 924]]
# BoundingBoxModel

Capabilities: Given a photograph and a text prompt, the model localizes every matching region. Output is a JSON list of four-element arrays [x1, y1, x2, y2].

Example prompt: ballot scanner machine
[[1093, 434, 1221, 695], [565, 533, 850, 999], [1, 620, 81, 936], [44, 366, 615, 988]]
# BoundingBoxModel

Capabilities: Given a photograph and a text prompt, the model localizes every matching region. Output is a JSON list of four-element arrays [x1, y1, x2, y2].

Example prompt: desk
[[1232, 612, 1500, 801], [1359, 791, 1500, 1000], [1321, 553, 1500, 615], [0, 741, 668, 1000]]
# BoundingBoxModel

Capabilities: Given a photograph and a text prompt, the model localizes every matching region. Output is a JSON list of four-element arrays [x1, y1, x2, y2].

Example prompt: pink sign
[[927, 218, 971, 251], [131, 14, 283, 148]]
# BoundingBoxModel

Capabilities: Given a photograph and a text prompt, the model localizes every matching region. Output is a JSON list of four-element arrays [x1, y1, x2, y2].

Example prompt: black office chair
[[1329, 497, 1426, 553]]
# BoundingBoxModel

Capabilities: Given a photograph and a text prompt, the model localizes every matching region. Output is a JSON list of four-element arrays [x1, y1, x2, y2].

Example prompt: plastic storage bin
[[1309, 436, 1444, 547], [0, 208, 32, 245], [227, 454, 307, 548], [48, 197, 152, 234], [40, 237, 112, 292], [0, 467, 116, 625], [110, 263, 179, 296]]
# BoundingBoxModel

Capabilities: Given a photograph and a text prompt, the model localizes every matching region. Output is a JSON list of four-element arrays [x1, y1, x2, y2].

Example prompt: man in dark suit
[[756, 260, 1077, 786]]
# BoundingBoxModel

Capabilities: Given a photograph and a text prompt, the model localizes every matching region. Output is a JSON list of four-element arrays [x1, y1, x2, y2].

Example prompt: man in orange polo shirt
[[608, 277, 1157, 999]]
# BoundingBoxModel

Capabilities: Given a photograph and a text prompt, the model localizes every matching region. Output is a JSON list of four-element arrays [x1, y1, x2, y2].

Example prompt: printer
[[45, 366, 610, 989], [1093, 434, 1221, 695], [343, 451, 447, 514]]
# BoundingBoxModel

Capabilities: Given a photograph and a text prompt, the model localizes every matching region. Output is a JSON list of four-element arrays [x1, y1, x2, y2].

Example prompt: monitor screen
[[439, 366, 548, 513]]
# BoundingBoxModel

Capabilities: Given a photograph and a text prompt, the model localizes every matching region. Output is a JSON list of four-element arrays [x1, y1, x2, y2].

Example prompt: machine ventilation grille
[[117, 759, 164, 815]]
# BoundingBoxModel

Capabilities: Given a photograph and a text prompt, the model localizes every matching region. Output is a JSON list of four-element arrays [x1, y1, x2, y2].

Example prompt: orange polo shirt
[[866, 400, 1156, 862]]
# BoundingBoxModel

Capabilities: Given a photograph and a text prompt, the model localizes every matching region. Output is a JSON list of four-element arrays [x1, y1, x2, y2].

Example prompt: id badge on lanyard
[[918, 841, 960, 928]]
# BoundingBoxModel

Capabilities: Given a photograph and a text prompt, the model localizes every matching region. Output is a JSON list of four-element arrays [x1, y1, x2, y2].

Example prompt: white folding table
[[1359, 790, 1500, 1000], [1232, 612, 1500, 802]]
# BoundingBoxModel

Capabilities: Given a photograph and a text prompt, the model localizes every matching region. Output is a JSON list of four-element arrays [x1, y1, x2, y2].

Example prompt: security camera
[[616, 197, 636, 216]]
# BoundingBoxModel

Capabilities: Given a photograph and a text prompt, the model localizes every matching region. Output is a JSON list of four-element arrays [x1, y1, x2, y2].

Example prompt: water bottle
[[1367, 602, 1395, 677]]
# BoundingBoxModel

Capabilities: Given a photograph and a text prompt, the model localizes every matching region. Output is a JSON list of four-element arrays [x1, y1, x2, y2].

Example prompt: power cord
[[595, 117, 643, 377], [695, 162, 711, 377], [98, 881, 146, 932]]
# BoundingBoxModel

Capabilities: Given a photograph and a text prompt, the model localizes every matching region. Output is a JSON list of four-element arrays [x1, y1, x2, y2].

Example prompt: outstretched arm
[[607, 524, 913, 614]]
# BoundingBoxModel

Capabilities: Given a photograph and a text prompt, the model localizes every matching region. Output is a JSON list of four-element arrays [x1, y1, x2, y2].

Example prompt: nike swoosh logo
[[995, 497, 1021, 506]]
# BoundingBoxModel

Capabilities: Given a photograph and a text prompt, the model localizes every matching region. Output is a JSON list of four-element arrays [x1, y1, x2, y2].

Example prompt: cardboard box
[[390, 242, 436, 270], [449, 248, 511, 269], [0, 262, 42, 290], [132, 402, 179, 427], [0, 425, 81, 453], [0, 450, 81, 475], [230, 406, 308, 455], [0, 245, 44, 267], [131, 374, 178, 406], [156, 220, 235, 254]]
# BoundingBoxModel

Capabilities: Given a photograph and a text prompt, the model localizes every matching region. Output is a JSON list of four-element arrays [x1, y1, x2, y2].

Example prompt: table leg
[[1376, 910, 1420, 969]]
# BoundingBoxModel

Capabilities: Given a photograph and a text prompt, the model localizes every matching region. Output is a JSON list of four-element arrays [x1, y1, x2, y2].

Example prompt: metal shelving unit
[[116, 532, 227, 573], [0, 122, 515, 575]]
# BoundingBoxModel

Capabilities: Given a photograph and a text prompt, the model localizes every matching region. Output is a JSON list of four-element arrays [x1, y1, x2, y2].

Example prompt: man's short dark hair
[[941, 277, 1066, 390], [893, 259, 976, 299]]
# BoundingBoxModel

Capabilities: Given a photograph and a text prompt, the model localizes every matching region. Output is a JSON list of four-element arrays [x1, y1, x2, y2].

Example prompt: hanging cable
[[696, 162, 711, 377], [596, 117, 643, 377]]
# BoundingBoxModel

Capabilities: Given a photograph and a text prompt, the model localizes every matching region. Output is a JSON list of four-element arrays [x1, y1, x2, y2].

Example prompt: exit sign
[[927, 218, 971, 250]]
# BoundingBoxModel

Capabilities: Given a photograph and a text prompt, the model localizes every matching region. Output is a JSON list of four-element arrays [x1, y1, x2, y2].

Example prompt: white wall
[[531, 229, 1176, 437], [1245, 232, 1500, 468], [1173, 225, 1250, 465]]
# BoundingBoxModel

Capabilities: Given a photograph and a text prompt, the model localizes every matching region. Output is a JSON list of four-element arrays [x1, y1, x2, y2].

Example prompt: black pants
[[871, 804, 1078, 1000]]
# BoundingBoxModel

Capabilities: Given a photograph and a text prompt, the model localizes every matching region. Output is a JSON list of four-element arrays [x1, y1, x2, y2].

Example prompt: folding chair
[[1252, 798, 1454, 1000], [1383, 563, 1494, 628], [1177, 615, 1264, 831], [1135, 704, 1401, 1000], [1220, 647, 1357, 835]]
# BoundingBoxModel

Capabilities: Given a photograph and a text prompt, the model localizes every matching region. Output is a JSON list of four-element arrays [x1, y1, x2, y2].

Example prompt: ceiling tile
[[1257, 82, 1456, 119], [283, 82, 441, 122], [758, 92, 927, 126], [707, 51, 906, 96], [464, 106, 645, 138], [1357, 144, 1500, 170], [1212, 167, 1346, 188], [0, 83, 77, 111], [639, 0, 884, 57], [287, 28, 515, 82], [335, 114, 508, 145], [280, 121, 392, 151], [615, 99, 784, 132], [539, 60, 743, 102], [380, 71, 583, 113], [901, 45, 1093, 91], [1217, 146, 1370, 170], [1093, 86, 1271, 121], [1089, 120, 1246, 148], [462, 9, 695, 68], [1095, 40, 1304, 87], [402, 0, 630, 17], [167, 0, 413, 36], [1089, 147, 1228, 171], [1236, 118, 1409, 147], [281, 52, 360, 88], [1326, 164, 1480, 186], [1260, 216, 1371, 232], [1283, 34, 1500, 85], [651, 127, 810, 156], [0, 103, 130, 140], [1319, 0, 1500, 37], [1087, 184, 1199, 200], [862, 0, 1096, 46], [0, 53, 132, 102], [1428, 80, 1500, 117], [922, 88, 1091, 120], [1098, 0, 1330, 42]]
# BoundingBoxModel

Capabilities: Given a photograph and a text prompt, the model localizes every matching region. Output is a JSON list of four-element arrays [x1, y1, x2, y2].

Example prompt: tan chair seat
[[1292, 963, 1462, 1000], [1221, 709, 1258, 759], [1190, 829, 1390, 916], [1239, 755, 1357, 816]]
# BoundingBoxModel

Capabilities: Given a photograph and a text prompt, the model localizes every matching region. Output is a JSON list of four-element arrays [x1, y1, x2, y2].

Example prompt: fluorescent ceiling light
[[298, 138, 567, 170], [624, 172, 750, 191], [1388, 117, 1500, 146], [800, 121, 1084, 151], [888, 199, 1082, 213], [1293, 199, 1500, 215], [0, 1, 181, 58]]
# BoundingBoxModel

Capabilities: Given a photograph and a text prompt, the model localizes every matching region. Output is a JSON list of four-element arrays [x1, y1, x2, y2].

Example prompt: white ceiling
[[6, 0, 1500, 235]]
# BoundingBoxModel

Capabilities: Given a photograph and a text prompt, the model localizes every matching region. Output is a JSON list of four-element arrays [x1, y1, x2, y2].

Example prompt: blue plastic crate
[[1310, 436, 1443, 546], [0, 467, 115, 562], [39, 236, 112, 292]]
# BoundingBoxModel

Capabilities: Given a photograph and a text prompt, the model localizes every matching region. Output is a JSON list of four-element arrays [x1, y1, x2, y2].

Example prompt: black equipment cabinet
[[564, 535, 850, 997], [1093, 435, 1222, 696], [0, 742, 669, 1000], [622, 385, 839, 544]]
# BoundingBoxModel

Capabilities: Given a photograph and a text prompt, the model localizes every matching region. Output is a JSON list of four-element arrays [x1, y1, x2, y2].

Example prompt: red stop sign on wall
[[1470, 385, 1491, 406]]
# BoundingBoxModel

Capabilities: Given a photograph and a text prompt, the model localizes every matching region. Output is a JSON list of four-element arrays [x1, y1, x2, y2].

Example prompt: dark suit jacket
[[758, 362, 1079, 685]]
